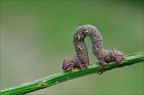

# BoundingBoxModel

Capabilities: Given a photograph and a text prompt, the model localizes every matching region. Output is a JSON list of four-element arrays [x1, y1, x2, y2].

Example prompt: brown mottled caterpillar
[[62, 25, 125, 71]]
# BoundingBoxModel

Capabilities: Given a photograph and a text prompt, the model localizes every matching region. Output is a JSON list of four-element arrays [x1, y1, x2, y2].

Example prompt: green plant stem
[[1, 52, 144, 95]]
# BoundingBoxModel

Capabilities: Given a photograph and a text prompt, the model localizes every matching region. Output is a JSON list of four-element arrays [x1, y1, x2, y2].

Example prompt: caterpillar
[[62, 25, 125, 71]]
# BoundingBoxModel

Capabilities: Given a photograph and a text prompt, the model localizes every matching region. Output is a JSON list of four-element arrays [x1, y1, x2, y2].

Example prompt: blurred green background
[[1, 0, 143, 94]]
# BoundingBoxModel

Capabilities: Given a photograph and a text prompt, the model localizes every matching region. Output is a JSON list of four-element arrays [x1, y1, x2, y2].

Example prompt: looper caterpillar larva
[[62, 25, 125, 71]]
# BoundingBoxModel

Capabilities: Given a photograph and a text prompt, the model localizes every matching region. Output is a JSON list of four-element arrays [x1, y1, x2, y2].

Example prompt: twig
[[1, 52, 143, 95]]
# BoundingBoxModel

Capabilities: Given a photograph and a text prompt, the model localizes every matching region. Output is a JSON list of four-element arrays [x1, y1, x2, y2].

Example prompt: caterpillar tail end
[[116, 52, 125, 65]]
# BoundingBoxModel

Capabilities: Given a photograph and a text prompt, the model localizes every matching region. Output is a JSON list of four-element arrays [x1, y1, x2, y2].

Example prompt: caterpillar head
[[62, 58, 72, 70]]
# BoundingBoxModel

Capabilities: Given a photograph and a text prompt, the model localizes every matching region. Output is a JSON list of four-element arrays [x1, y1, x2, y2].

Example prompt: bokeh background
[[1, 0, 143, 94]]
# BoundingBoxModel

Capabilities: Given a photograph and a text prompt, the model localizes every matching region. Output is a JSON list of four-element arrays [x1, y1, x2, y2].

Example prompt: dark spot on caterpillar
[[63, 25, 125, 71]]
